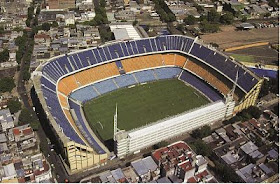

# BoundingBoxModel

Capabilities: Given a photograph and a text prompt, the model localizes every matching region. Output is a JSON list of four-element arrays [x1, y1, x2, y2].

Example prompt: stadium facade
[[32, 35, 263, 174]]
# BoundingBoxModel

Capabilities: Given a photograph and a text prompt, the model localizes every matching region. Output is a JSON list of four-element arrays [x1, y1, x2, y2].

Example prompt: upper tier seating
[[185, 60, 231, 96], [179, 70, 223, 102], [42, 36, 257, 93]]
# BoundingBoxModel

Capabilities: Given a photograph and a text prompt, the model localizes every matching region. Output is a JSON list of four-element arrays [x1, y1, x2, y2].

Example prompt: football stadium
[[32, 35, 263, 173]]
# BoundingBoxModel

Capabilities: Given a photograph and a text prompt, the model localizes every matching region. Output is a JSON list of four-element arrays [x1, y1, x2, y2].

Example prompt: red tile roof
[[187, 177, 197, 183], [13, 128, 20, 135], [22, 128, 33, 135]]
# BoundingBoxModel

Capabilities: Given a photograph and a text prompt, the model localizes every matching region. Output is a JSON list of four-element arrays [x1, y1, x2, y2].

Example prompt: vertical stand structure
[[113, 103, 118, 141]]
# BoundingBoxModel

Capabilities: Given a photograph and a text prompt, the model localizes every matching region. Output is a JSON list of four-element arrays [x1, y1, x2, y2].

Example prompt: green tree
[[23, 70, 31, 81], [52, 21, 59, 27], [220, 12, 234, 24], [207, 9, 220, 23], [19, 108, 40, 130], [246, 106, 261, 119], [26, 19, 31, 27], [191, 125, 212, 139], [0, 77, 15, 93], [13, 27, 24, 32], [0, 27, 5, 34], [0, 48, 9, 63], [7, 98, 22, 114], [184, 15, 196, 25], [41, 22, 51, 31], [241, 16, 247, 22], [200, 20, 219, 33], [133, 20, 138, 26], [191, 139, 211, 156], [213, 161, 243, 182]]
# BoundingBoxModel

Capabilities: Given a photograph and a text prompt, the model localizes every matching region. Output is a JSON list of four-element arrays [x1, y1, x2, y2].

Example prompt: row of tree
[[183, 9, 235, 33], [0, 48, 9, 63], [153, 0, 176, 22]]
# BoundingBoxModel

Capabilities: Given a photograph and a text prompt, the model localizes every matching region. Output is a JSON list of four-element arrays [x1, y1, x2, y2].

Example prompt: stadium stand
[[174, 55, 187, 67], [162, 54, 175, 66], [42, 87, 85, 144], [179, 70, 223, 102], [70, 85, 99, 103], [37, 35, 261, 172], [134, 70, 156, 83], [59, 75, 79, 95], [94, 79, 118, 94], [114, 74, 137, 88], [185, 60, 231, 95], [68, 100, 106, 154], [73, 62, 119, 86], [154, 67, 181, 80]]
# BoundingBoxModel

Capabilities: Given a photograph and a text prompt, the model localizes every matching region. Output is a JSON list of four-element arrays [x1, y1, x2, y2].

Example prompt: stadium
[[32, 35, 263, 173]]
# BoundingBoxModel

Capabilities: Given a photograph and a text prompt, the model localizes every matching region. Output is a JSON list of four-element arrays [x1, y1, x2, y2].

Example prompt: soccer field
[[83, 79, 210, 141]]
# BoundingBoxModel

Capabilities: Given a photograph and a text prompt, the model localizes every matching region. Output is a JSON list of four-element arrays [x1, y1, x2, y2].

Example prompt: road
[[16, 1, 70, 183]]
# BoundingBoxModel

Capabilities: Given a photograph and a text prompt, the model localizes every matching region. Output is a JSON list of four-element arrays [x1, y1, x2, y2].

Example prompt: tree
[[184, 15, 196, 25], [133, 20, 138, 26], [213, 161, 243, 182], [191, 125, 212, 139], [153, 141, 168, 149], [0, 77, 15, 93], [191, 139, 211, 157], [207, 9, 220, 23], [7, 98, 22, 114], [0, 48, 9, 63], [241, 16, 247, 22], [26, 19, 31, 27], [220, 12, 234, 24], [0, 26, 5, 34], [42, 22, 51, 31], [176, 24, 184, 32], [19, 108, 40, 130], [200, 20, 219, 33], [23, 70, 31, 81], [52, 21, 59, 27], [246, 106, 261, 119]]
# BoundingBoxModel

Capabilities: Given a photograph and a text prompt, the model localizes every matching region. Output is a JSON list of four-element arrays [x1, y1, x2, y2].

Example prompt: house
[[0, 109, 14, 132], [131, 156, 160, 182]]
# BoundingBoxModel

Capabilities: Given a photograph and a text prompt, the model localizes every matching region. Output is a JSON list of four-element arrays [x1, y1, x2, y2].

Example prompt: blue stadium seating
[[103, 47, 112, 61], [77, 50, 97, 65], [70, 85, 99, 103], [134, 70, 156, 83], [68, 100, 105, 154], [92, 49, 102, 63], [42, 87, 85, 145], [179, 70, 223, 102], [41, 76, 56, 91], [154, 67, 181, 80], [94, 79, 118, 94], [190, 43, 213, 61], [114, 74, 137, 88], [120, 42, 130, 56]]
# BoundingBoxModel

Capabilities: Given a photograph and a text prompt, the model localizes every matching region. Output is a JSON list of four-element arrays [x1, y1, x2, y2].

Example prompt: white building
[[0, 109, 14, 132], [115, 99, 235, 157]]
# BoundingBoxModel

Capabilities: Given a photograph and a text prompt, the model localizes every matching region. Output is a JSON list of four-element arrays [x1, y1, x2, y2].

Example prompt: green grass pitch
[[83, 79, 210, 141]]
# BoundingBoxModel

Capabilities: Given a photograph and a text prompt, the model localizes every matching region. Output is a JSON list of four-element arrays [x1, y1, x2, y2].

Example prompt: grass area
[[231, 54, 255, 63], [83, 79, 209, 141]]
